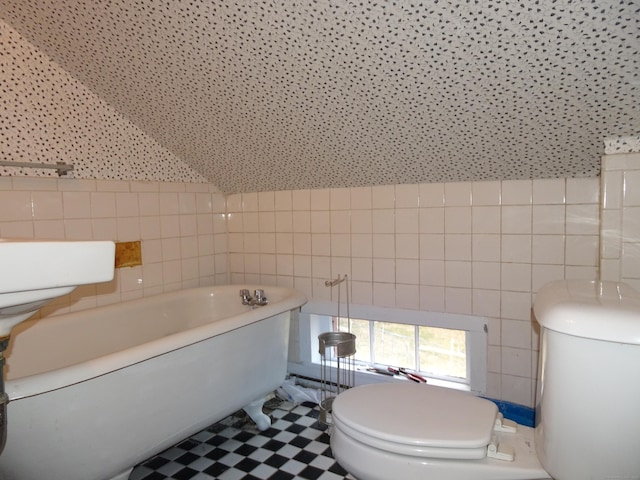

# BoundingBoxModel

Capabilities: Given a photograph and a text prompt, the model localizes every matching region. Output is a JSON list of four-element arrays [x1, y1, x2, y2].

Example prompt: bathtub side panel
[[0, 312, 291, 480]]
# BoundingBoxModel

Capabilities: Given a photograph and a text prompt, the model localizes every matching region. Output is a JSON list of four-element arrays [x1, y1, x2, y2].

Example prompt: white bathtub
[[0, 284, 306, 480]]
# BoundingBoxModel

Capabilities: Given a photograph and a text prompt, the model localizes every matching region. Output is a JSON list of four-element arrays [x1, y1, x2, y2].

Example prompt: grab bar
[[0, 160, 74, 177]]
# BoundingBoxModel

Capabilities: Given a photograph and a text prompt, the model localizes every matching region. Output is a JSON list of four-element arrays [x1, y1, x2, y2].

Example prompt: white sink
[[0, 239, 115, 336]]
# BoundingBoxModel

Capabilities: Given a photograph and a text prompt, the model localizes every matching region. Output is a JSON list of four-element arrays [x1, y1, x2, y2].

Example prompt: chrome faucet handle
[[254, 289, 267, 305], [239, 289, 252, 305]]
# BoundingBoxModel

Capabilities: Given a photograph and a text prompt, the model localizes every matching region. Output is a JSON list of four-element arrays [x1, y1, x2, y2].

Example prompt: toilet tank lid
[[534, 280, 640, 344]]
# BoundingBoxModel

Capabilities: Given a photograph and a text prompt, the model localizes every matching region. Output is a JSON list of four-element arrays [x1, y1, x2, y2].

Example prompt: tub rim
[[6, 284, 307, 400]]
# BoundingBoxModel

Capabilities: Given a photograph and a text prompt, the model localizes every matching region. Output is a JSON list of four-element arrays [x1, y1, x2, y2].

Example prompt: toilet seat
[[331, 382, 499, 460]]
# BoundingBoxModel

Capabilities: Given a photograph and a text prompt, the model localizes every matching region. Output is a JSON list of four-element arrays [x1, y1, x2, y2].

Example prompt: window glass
[[334, 317, 467, 381], [419, 326, 467, 379], [373, 321, 415, 368]]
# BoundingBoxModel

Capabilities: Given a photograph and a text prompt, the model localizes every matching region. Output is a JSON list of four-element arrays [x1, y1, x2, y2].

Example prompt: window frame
[[287, 299, 488, 394]]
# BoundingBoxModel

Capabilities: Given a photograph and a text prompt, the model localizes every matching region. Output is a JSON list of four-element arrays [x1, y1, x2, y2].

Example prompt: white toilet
[[330, 280, 640, 480]]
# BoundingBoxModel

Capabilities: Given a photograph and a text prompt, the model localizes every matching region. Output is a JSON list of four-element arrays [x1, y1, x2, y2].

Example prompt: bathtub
[[0, 284, 306, 480]]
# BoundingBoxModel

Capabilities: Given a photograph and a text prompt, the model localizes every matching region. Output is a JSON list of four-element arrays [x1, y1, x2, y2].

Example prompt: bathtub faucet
[[239, 289, 268, 307]]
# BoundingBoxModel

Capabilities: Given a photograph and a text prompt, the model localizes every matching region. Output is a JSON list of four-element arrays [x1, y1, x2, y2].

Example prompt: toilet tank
[[533, 280, 640, 480]]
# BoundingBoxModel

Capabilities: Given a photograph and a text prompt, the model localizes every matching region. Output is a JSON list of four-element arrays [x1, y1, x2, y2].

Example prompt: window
[[288, 300, 488, 394], [334, 317, 468, 381]]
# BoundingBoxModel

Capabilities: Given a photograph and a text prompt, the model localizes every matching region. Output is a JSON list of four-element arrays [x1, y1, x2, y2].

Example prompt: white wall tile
[[420, 286, 445, 311], [310, 188, 330, 210], [258, 191, 275, 212], [501, 234, 531, 263], [352, 257, 373, 281], [331, 233, 351, 257], [396, 233, 419, 259], [292, 189, 311, 211], [565, 235, 599, 266], [351, 210, 372, 234], [292, 211, 311, 232], [372, 185, 395, 209], [311, 233, 331, 256], [501, 263, 531, 292], [532, 235, 565, 264], [395, 208, 419, 234], [312, 255, 331, 279], [274, 190, 293, 211], [351, 280, 373, 305], [395, 184, 419, 208], [351, 233, 373, 257], [501, 292, 532, 322], [445, 206, 471, 233], [310, 211, 330, 233], [602, 170, 623, 209], [445, 234, 471, 261], [420, 234, 445, 260], [502, 206, 532, 234], [63, 191, 91, 218], [373, 282, 396, 307], [396, 259, 419, 284], [420, 259, 445, 286], [396, 284, 420, 309], [330, 188, 351, 210], [0, 191, 32, 221], [419, 208, 444, 233], [275, 211, 293, 232], [472, 289, 501, 317], [622, 207, 640, 242], [532, 178, 565, 204], [372, 209, 395, 233], [445, 261, 471, 288], [532, 205, 565, 234], [419, 183, 444, 207], [445, 287, 472, 314], [472, 261, 501, 290], [444, 182, 472, 206], [566, 204, 599, 235], [472, 234, 501, 262], [158, 192, 180, 215], [242, 192, 259, 212], [532, 264, 565, 292], [472, 181, 501, 206], [472, 206, 500, 234], [259, 211, 276, 233], [372, 233, 395, 258], [276, 232, 293, 254], [502, 180, 532, 205], [350, 186, 372, 209], [566, 177, 599, 204]]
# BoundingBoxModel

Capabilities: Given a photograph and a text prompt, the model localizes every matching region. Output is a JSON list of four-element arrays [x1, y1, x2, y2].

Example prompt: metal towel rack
[[0, 160, 74, 177]]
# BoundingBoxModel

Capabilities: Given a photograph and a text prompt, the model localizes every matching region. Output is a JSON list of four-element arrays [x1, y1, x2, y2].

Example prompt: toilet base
[[330, 422, 551, 480]]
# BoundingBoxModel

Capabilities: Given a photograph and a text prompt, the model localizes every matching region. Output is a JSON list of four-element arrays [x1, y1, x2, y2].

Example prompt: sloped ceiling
[[0, 1, 638, 193]]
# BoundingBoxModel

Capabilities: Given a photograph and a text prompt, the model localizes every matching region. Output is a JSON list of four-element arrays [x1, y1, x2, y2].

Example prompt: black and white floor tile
[[129, 400, 354, 480]]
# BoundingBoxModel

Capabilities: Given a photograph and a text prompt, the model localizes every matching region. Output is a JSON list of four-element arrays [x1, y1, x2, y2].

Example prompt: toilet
[[330, 280, 640, 480]]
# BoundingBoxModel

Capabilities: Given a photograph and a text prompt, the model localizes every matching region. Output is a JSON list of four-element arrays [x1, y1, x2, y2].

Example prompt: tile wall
[[600, 152, 640, 290], [226, 178, 601, 407], [0, 176, 227, 317], [4, 167, 638, 408]]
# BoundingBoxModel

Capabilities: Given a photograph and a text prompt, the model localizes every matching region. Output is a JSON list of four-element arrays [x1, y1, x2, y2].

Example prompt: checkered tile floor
[[129, 400, 354, 480]]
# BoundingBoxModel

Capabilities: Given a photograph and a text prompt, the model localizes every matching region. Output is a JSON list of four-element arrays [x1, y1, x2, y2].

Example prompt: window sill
[[287, 360, 471, 393]]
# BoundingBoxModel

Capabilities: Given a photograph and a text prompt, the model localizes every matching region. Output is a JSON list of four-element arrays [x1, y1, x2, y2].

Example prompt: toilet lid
[[331, 383, 499, 459]]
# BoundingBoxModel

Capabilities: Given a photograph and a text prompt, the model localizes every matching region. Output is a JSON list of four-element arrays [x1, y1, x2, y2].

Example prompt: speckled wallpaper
[[0, 19, 207, 183], [0, 1, 638, 192]]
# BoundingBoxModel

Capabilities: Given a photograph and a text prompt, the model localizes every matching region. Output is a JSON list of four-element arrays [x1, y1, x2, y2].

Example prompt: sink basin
[[0, 239, 115, 337]]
